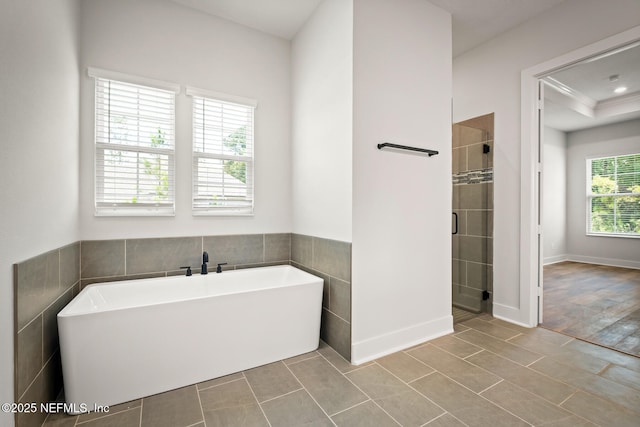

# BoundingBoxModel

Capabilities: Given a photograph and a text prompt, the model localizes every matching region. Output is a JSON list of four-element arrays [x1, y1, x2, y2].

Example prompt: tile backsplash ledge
[[80, 233, 293, 287]]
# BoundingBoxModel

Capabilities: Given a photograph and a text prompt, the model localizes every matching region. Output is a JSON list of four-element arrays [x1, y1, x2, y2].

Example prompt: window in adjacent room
[[187, 87, 256, 215], [90, 68, 179, 216], [587, 153, 640, 237]]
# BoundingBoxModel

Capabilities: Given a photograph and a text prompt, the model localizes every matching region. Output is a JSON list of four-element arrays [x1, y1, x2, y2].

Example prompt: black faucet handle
[[216, 263, 228, 273], [179, 266, 192, 276]]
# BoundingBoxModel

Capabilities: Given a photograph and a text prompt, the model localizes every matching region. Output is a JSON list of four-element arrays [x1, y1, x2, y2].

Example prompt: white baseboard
[[492, 302, 536, 328], [543, 254, 640, 270], [567, 255, 640, 270], [543, 254, 568, 265], [351, 315, 453, 365]]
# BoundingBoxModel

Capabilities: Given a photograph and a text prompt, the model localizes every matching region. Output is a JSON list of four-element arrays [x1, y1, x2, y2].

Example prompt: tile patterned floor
[[452, 306, 479, 324], [43, 315, 640, 427], [542, 262, 640, 356]]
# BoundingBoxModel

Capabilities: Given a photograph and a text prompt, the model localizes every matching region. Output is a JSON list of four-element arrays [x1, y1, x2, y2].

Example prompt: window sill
[[192, 211, 254, 217], [586, 232, 640, 239], [95, 208, 175, 217]]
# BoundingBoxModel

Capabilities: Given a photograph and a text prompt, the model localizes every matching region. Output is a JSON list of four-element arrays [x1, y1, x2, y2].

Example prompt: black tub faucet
[[201, 251, 209, 275], [216, 262, 228, 273]]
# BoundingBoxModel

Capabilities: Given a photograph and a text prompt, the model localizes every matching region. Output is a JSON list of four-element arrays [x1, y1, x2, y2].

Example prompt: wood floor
[[542, 261, 640, 357]]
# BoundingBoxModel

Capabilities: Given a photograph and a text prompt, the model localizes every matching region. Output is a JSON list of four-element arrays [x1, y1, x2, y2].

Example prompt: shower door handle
[[452, 212, 458, 235]]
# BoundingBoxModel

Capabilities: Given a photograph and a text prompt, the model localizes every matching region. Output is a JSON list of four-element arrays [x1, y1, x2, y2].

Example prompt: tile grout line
[[196, 375, 246, 392], [432, 368, 534, 426], [596, 362, 612, 376], [17, 279, 76, 335], [243, 373, 273, 427], [138, 399, 143, 427], [412, 342, 504, 386], [477, 378, 503, 395], [195, 381, 207, 427], [428, 324, 586, 422], [315, 346, 360, 374], [281, 357, 338, 426], [421, 411, 470, 427], [327, 398, 372, 418], [461, 348, 484, 360], [19, 338, 58, 403], [557, 390, 578, 407], [559, 336, 575, 347], [449, 325, 618, 424], [332, 361, 403, 426], [404, 372, 474, 427], [526, 354, 546, 367], [406, 369, 438, 385], [455, 328, 543, 364], [435, 412, 470, 427], [554, 390, 606, 426], [75, 406, 140, 426], [373, 360, 451, 423], [283, 352, 321, 367], [505, 332, 524, 342], [468, 322, 631, 378], [257, 387, 305, 405], [495, 376, 597, 426]]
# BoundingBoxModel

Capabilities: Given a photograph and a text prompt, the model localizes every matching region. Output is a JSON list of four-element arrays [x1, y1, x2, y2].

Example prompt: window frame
[[586, 152, 640, 238], [89, 68, 179, 217], [187, 87, 257, 216]]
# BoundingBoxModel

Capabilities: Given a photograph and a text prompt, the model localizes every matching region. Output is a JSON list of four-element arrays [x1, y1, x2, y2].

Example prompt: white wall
[[0, 0, 80, 424], [291, 0, 353, 242], [543, 126, 568, 263], [79, 0, 292, 240], [351, 0, 452, 363], [566, 119, 640, 268], [453, 0, 640, 323]]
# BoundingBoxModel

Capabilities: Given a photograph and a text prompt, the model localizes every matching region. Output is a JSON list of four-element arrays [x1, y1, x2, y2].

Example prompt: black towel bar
[[377, 142, 438, 157]]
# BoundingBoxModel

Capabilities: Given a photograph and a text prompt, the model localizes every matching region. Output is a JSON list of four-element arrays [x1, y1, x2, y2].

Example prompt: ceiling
[[544, 42, 640, 132], [170, 0, 567, 55], [428, 0, 567, 56], [169, 0, 640, 132], [171, 0, 323, 40]]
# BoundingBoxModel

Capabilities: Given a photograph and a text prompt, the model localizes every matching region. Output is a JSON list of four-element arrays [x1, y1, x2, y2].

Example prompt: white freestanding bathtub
[[58, 265, 323, 414]]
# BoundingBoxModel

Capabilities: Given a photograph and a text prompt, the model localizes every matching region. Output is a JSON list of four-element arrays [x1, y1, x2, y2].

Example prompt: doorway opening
[[521, 26, 640, 354]]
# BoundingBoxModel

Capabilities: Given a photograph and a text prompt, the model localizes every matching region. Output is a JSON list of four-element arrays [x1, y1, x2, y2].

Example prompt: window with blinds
[[588, 153, 640, 236], [90, 68, 178, 216], [188, 88, 256, 215]]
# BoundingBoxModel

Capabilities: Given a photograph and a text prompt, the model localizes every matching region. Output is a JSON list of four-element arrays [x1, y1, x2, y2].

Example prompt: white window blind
[[188, 88, 256, 215], [587, 153, 640, 237], [91, 69, 177, 216]]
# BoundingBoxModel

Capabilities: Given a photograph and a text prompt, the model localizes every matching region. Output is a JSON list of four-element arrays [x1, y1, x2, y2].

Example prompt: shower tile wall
[[14, 233, 352, 426], [452, 114, 494, 313]]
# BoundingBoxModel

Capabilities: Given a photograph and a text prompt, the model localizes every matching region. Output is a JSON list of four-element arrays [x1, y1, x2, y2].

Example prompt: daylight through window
[[91, 70, 177, 216], [189, 88, 256, 215], [588, 153, 640, 236]]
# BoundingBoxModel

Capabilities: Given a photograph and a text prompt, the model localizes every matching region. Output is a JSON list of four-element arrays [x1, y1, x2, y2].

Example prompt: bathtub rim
[[58, 264, 323, 318]]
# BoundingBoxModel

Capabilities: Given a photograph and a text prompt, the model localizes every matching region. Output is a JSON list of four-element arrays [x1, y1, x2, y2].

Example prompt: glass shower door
[[452, 114, 494, 314]]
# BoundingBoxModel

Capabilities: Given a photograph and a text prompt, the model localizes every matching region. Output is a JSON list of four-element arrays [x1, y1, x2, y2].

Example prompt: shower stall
[[452, 113, 494, 315]]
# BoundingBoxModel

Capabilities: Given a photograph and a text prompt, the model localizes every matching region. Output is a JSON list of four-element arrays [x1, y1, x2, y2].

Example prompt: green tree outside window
[[589, 154, 640, 235]]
